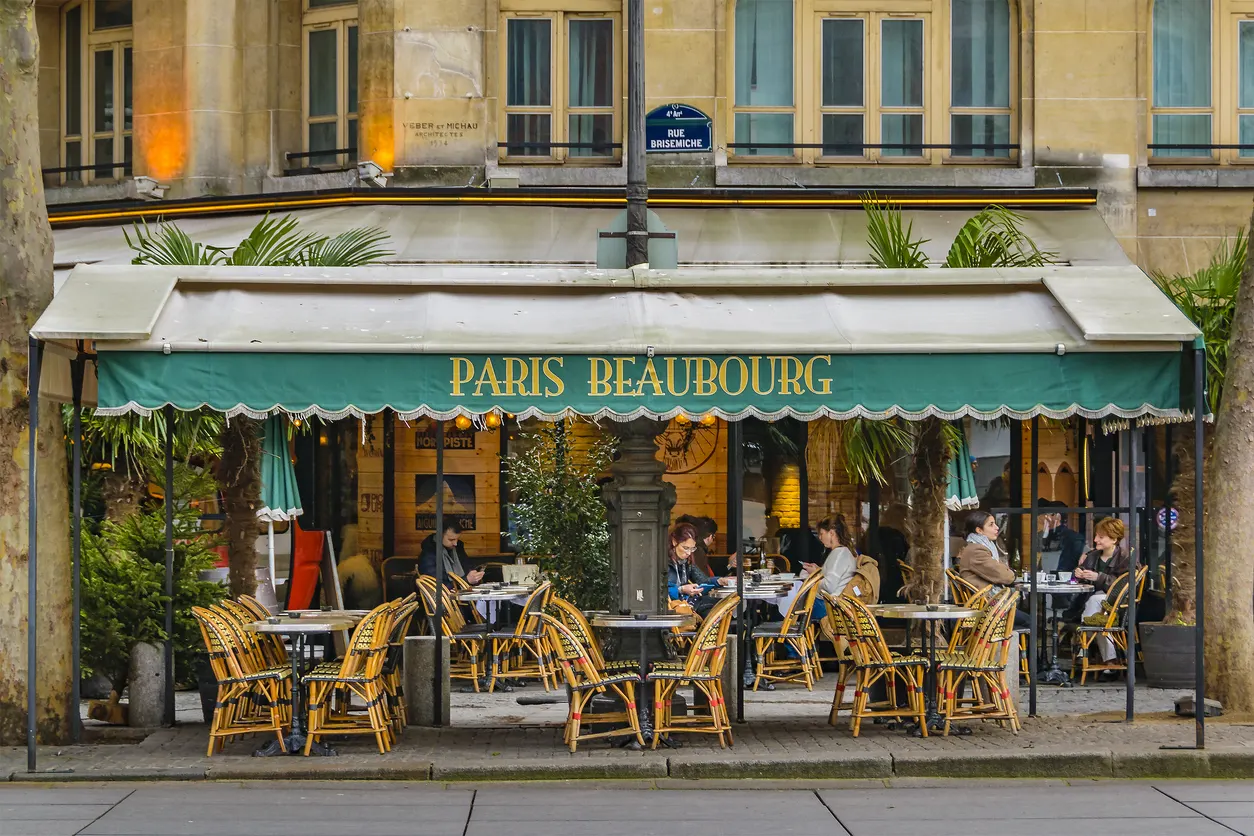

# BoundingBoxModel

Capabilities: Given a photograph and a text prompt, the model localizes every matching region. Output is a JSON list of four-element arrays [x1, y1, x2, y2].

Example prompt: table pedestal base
[[253, 730, 337, 757]]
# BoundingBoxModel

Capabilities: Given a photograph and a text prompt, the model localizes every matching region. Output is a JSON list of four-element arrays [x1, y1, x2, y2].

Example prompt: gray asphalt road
[[0, 780, 1249, 836]]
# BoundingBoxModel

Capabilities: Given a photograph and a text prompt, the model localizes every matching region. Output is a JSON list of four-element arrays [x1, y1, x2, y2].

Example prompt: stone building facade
[[35, 0, 1253, 275]]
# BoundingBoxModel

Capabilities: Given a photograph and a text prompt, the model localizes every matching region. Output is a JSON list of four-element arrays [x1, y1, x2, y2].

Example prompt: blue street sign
[[645, 104, 712, 153]]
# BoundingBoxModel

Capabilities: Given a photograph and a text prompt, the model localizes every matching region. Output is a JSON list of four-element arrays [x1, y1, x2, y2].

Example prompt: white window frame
[[59, 0, 133, 185], [302, 0, 358, 170]]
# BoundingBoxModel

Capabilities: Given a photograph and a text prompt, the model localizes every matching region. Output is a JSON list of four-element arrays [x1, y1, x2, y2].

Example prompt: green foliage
[[504, 421, 615, 611], [943, 206, 1055, 268], [64, 408, 224, 485], [124, 213, 393, 268], [1153, 229, 1246, 415], [838, 418, 912, 486], [80, 468, 226, 691], [862, 196, 929, 269]]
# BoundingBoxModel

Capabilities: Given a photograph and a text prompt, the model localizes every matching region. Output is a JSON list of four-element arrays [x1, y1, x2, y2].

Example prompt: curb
[[431, 758, 668, 782], [1112, 748, 1254, 779], [10, 767, 206, 782], [668, 755, 892, 780], [206, 761, 434, 781], [892, 749, 1113, 779]]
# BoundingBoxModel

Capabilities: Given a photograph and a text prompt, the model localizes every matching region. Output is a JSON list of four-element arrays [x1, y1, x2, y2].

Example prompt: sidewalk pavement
[[3, 683, 1251, 783]]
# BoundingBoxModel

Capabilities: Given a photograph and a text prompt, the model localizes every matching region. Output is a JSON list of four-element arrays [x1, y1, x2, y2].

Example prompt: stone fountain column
[[601, 418, 676, 614]]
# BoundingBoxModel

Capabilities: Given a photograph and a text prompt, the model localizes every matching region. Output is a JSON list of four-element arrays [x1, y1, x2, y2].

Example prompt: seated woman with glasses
[[666, 522, 732, 617]]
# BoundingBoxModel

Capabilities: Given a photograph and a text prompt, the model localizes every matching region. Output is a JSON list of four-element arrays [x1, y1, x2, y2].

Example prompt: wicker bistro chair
[[832, 597, 930, 737], [823, 593, 859, 724], [1071, 565, 1147, 685], [936, 588, 1022, 735], [303, 603, 396, 755], [192, 606, 291, 756], [946, 570, 982, 606], [751, 571, 824, 690], [486, 580, 557, 692], [546, 596, 639, 675], [537, 614, 645, 752], [380, 600, 421, 733], [416, 576, 487, 691], [647, 593, 739, 748]]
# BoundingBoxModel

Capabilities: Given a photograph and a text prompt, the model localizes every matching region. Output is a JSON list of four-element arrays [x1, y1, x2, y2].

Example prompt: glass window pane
[[569, 19, 614, 108], [951, 114, 1011, 157], [123, 135, 132, 174], [94, 0, 132, 30], [951, 0, 1010, 108], [821, 19, 863, 108], [881, 113, 923, 156], [506, 113, 552, 156], [733, 112, 793, 155], [308, 0, 353, 6], [1240, 21, 1254, 109], [881, 19, 923, 108], [348, 117, 358, 153], [308, 29, 338, 118], [822, 114, 863, 156], [93, 137, 114, 176], [94, 49, 114, 133], [123, 47, 132, 130], [1240, 115, 1254, 158], [347, 26, 358, 114], [1151, 114, 1211, 156], [1152, 0, 1211, 108], [569, 114, 614, 156], [65, 6, 82, 136], [734, 0, 793, 106], [65, 140, 81, 182], [308, 122, 338, 165], [507, 19, 552, 107]]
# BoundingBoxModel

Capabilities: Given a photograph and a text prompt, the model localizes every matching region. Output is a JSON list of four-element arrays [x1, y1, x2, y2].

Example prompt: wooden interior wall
[[357, 416, 384, 563], [661, 419, 730, 550], [806, 419, 862, 537]]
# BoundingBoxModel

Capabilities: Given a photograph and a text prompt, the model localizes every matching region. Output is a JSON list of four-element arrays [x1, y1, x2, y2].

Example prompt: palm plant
[[125, 214, 393, 596], [1152, 229, 1245, 625], [859, 197, 1055, 602]]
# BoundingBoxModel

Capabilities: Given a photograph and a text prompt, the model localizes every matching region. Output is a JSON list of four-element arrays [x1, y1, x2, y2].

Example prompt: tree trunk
[[220, 418, 261, 599], [101, 469, 145, 521], [904, 417, 950, 604], [1201, 202, 1254, 713], [1165, 422, 1210, 625], [0, 0, 74, 745]]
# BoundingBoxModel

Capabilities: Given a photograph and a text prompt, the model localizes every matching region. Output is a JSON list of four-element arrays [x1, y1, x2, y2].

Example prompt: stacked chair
[[302, 602, 397, 754], [827, 596, 929, 737], [647, 593, 739, 748], [538, 613, 645, 752], [936, 588, 1022, 735], [751, 571, 824, 690], [416, 576, 487, 691], [191, 605, 292, 756], [484, 580, 557, 692]]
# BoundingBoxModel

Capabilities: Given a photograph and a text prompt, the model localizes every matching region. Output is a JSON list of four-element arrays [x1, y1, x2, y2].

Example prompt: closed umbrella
[[257, 416, 303, 604], [945, 422, 980, 512]]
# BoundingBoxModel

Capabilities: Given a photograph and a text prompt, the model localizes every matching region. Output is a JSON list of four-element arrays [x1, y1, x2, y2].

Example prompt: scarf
[[966, 532, 1003, 562]]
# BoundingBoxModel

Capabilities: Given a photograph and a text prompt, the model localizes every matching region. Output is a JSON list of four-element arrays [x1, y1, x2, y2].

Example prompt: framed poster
[[415, 473, 476, 531]]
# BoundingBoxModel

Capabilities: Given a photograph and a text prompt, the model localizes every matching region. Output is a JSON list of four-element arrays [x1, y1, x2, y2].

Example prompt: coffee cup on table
[[1058, 571, 1073, 582]]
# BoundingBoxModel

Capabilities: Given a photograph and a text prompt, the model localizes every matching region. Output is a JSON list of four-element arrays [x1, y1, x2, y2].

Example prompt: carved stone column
[[601, 418, 676, 614]]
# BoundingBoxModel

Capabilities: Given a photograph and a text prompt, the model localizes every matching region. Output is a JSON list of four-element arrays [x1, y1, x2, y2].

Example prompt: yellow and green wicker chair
[[303, 603, 395, 755], [485, 581, 557, 692], [538, 613, 644, 752], [752, 571, 824, 690], [416, 575, 487, 691], [1071, 565, 1147, 685], [937, 588, 1021, 735], [647, 593, 739, 748], [833, 596, 930, 737]]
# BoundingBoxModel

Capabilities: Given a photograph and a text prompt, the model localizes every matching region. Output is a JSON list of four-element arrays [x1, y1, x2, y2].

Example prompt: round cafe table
[[868, 604, 977, 735], [248, 612, 362, 756], [590, 612, 693, 748], [1015, 581, 1095, 686]]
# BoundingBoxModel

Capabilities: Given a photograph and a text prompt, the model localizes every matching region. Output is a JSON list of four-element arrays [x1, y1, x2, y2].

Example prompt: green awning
[[33, 263, 1201, 422], [95, 349, 1187, 422]]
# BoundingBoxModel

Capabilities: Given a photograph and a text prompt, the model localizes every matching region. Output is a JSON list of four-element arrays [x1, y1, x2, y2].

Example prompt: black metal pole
[[797, 421, 809, 566], [1028, 416, 1039, 717], [70, 357, 84, 743], [1163, 423, 1173, 599], [1126, 428, 1138, 722], [1193, 347, 1205, 749], [433, 420, 445, 725], [729, 420, 745, 723], [382, 412, 395, 559], [1144, 427, 1155, 594], [26, 337, 43, 773], [163, 404, 176, 728], [625, 0, 648, 268]]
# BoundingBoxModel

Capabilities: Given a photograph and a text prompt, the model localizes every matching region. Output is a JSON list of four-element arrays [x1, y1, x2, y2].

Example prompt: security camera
[[133, 176, 167, 200]]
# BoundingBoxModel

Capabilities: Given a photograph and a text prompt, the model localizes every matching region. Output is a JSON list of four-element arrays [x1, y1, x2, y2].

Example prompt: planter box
[[1140, 621, 1196, 689]]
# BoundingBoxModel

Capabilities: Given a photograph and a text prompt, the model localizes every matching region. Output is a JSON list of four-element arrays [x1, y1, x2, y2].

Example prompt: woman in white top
[[802, 515, 857, 599]]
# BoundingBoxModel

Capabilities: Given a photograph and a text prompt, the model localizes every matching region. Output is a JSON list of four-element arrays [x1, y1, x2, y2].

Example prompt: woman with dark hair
[[958, 510, 1029, 629], [666, 522, 729, 615], [802, 515, 857, 599]]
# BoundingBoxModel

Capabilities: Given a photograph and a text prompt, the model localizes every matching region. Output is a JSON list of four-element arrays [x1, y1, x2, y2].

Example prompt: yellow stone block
[[645, 29, 717, 99], [1032, 98, 1140, 157], [1033, 0, 1087, 32], [1035, 32, 1138, 100], [643, 0, 718, 30]]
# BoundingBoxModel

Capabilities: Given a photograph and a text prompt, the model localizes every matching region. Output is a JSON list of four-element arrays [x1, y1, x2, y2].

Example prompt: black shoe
[[1097, 670, 1121, 683]]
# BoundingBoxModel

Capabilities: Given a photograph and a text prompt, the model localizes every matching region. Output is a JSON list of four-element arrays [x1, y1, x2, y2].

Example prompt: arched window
[[730, 0, 1016, 163]]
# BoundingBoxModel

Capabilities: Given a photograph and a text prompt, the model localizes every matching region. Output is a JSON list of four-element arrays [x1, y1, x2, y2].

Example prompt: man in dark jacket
[[418, 522, 483, 587]]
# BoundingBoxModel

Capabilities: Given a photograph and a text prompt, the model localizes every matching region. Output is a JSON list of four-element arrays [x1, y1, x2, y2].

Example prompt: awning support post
[[26, 337, 44, 773], [1028, 415, 1039, 718], [433, 420, 445, 726], [1126, 427, 1138, 722], [163, 404, 176, 727], [1193, 347, 1206, 749], [70, 356, 84, 744], [729, 420, 745, 723]]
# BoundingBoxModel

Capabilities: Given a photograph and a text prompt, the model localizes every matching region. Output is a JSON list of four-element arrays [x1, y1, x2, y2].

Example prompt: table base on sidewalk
[[1015, 582, 1095, 688], [590, 612, 693, 749], [869, 604, 977, 736], [248, 614, 361, 757]]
